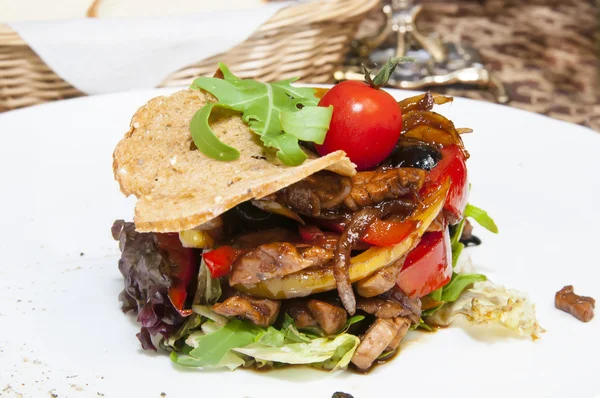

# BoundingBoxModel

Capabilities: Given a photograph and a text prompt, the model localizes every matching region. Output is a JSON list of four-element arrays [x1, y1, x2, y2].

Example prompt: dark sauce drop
[[460, 235, 482, 246]]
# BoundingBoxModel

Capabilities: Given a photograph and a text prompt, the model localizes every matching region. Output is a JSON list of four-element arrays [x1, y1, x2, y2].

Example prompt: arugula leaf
[[280, 105, 333, 144], [410, 318, 435, 331], [184, 319, 259, 367], [189, 103, 240, 161], [450, 218, 466, 246], [451, 241, 465, 268], [261, 130, 307, 165], [465, 203, 499, 233], [429, 288, 443, 302], [341, 315, 365, 333], [190, 63, 332, 166], [441, 273, 487, 302]]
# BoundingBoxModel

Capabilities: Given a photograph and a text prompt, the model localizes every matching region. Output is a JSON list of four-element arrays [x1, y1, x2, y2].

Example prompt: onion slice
[[251, 199, 305, 225]]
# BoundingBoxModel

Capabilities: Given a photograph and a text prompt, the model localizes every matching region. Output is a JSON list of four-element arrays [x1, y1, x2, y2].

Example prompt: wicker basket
[[0, 0, 379, 112]]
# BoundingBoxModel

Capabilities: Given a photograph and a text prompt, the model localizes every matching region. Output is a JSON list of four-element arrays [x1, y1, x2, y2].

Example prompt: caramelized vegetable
[[401, 109, 468, 159], [403, 125, 462, 148], [398, 92, 453, 114], [233, 180, 450, 299], [251, 199, 305, 224]]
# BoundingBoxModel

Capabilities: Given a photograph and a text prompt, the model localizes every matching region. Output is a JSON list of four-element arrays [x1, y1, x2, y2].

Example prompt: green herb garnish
[[189, 63, 333, 166], [440, 272, 487, 302], [464, 203, 499, 233]]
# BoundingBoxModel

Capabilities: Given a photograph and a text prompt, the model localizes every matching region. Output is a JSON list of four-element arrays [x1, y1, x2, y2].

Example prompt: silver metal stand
[[336, 0, 509, 103]]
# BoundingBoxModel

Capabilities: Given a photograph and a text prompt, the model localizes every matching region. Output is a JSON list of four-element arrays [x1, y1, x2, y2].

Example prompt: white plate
[[1, 87, 599, 398]]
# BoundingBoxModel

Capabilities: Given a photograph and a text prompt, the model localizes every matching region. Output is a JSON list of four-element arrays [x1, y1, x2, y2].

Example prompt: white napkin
[[9, 4, 288, 95]]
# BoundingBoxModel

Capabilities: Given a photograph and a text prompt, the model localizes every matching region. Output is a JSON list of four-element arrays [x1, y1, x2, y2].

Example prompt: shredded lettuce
[[170, 313, 361, 371], [192, 304, 228, 326], [233, 334, 360, 370], [427, 280, 544, 339], [193, 258, 222, 305], [164, 313, 203, 348]]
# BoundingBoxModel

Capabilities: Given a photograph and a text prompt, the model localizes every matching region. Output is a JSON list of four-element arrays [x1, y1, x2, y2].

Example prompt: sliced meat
[[356, 298, 412, 319], [351, 319, 399, 370], [387, 317, 411, 351], [334, 201, 415, 315], [213, 294, 281, 327], [277, 171, 352, 216], [286, 301, 318, 328], [334, 208, 381, 315], [276, 169, 422, 216], [307, 300, 347, 335], [355, 257, 404, 298], [343, 168, 426, 211], [555, 285, 595, 322], [380, 286, 422, 323], [229, 242, 333, 285]]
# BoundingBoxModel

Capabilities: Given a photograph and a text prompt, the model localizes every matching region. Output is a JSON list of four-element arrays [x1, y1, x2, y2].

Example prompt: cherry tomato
[[203, 246, 241, 278], [396, 227, 452, 298], [155, 233, 199, 316], [422, 145, 468, 224], [316, 81, 402, 170]]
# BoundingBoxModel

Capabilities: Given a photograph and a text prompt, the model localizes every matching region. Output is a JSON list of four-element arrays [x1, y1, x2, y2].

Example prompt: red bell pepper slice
[[310, 217, 417, 248], [396, 225, 452, 298], [422, 145, 468, 224], [202, 246, 242, 278], [155, 233, 199, 316], [361, 219, 417, 247]]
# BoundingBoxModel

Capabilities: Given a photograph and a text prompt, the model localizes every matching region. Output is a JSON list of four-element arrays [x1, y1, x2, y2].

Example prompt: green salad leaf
[[164, 313, 203, 349], [169, 311, 361, 371], [189, 63, 332, 166], [281, 313, 312, 343], [441, 273, 487, 302], [233, 334, 360, 369], [179, 319, 258, 368], [427, 280, 544, 340], [342, 315, 365, 333], [451, 242, 465, 269], [464, 203, 499, 233], [256, 326, 286, 347]]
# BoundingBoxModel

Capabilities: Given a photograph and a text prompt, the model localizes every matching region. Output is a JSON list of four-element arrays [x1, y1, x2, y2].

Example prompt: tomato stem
[[362, 57, 414, 89]]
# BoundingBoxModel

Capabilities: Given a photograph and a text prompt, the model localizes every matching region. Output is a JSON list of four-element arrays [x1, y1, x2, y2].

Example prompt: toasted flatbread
[[113, 89, 356, 232]]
